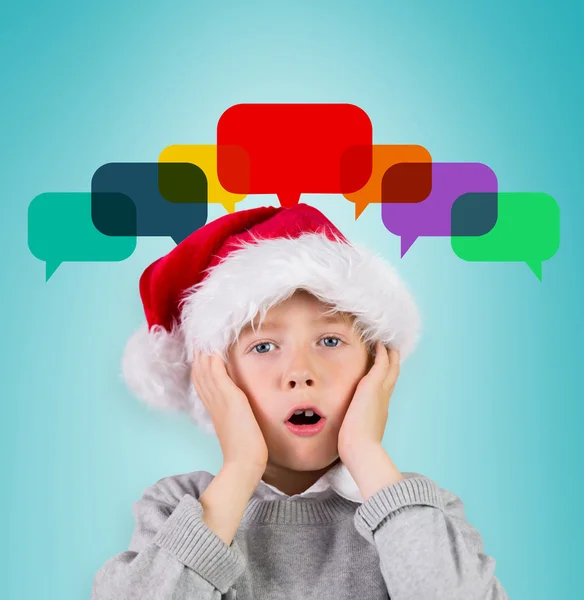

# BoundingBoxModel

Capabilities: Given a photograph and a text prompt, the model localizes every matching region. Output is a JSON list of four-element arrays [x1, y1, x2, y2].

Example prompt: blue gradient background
[[2, 1, 582, 598]]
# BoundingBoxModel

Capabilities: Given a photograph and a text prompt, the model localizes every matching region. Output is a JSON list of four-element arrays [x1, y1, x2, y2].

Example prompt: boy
[[92, 203, 509, 599]]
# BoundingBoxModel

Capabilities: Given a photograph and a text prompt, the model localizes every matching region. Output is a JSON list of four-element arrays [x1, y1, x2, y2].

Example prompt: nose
[[287, 369, 314, 389], [285, 351, 316, 389], [282, 346, 317, 390]]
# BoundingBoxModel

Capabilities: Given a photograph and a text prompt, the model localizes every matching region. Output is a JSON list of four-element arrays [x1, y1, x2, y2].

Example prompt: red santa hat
[[121, 202, 421, 435]]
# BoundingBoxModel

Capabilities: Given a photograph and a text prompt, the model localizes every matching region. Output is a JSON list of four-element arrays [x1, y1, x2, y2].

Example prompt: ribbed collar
[[240, 461, 363, 525]]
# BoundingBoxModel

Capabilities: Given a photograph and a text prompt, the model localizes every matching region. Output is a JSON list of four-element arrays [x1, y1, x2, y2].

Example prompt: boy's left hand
[[337, 341, 401, 465]]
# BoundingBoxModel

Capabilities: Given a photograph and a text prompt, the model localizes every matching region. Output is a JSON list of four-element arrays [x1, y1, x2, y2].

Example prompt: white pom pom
[[121, 322, 219, 435], [120, 323, 191, 412]]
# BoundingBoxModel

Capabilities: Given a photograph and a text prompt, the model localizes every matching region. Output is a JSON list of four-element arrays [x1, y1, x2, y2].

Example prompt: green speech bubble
[[28, 192, 137, 281], [451, 192, 560, 281]]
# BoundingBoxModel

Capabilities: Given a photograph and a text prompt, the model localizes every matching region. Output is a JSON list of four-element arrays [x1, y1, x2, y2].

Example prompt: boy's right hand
[[191, 350, 269, 473]]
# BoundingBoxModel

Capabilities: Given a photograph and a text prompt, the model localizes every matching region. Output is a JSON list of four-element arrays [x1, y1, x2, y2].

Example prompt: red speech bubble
[[216, 103, 373, 208]]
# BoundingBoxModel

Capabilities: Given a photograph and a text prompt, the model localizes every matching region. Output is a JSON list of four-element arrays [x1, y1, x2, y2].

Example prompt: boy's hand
[[191, 350, 269, 472], [337, 341, 400, 465]]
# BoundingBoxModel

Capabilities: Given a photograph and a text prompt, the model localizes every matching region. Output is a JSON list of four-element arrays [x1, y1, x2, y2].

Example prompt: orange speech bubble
[[343, 144, 432, 219]]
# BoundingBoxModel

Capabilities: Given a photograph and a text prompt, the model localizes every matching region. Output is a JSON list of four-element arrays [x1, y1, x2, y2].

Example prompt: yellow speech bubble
[[159, 144, 247, 213]]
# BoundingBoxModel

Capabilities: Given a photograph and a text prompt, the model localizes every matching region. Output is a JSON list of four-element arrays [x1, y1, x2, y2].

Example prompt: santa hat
[[121, 202, 421, 435]]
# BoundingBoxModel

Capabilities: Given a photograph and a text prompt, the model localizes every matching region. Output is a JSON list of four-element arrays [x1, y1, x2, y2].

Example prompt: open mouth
[[287, 409, 322, 426]]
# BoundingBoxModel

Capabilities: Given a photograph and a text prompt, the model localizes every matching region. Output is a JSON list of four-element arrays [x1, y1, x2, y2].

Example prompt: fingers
[[192, 349, 220, 384], [383, 345, 400, 390], [191, 349, 240, 407], [192, 350, 220, 405], [190, 350, 211, 406], [369, 341, 400, 389], [388, 346, 400, 368], [371, 341, 390, 372], [371, 341, 386, 367]]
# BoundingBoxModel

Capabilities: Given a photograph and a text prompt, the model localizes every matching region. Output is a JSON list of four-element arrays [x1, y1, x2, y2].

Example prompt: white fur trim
[[121, 322, 219, 435], [121, 323, 192, 412], [123, 230, 421, 435]]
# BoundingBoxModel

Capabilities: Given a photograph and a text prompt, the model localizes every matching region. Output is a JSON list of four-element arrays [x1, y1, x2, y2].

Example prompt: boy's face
[[226, 289, 373, 475]]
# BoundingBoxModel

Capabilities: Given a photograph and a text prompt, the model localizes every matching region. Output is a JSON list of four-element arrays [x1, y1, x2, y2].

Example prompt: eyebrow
[[239, 314, 350, 337]]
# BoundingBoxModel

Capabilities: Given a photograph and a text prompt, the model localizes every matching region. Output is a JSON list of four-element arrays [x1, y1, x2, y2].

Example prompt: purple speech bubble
[[381, 162, 498, 257]]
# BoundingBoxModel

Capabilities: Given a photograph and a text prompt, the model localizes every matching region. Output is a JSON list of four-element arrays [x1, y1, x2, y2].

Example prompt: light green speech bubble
[[28, 192, 136, 281], [451, 192, 560, 281]]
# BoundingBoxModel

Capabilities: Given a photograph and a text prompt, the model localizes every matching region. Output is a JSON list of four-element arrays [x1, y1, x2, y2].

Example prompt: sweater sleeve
[[353, 474, 509, 600], [91, 482, 247, 599]]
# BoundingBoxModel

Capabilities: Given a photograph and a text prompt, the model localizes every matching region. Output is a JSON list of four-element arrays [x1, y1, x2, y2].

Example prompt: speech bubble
[[451, 192, 560, 281], [382, 162, 498, 257], [91, 162, 208, 244], [216, 103, 373, 208], [159, 144, 246, 213], [343, 144, 432, 219], [382, 162, 433, 205], [27, 192, 136, 281]]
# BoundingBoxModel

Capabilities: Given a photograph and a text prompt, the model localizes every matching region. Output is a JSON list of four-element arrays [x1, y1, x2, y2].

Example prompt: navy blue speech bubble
[[91, 162, 208, 244]]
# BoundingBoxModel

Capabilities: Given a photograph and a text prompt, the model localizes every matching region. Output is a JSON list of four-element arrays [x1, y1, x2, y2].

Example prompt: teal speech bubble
[[28, 192, 136, 281], [451, 192, 560, 281]]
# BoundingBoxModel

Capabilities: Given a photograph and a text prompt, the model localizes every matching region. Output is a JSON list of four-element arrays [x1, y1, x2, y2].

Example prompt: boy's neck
[[261, 457, 341, 496]]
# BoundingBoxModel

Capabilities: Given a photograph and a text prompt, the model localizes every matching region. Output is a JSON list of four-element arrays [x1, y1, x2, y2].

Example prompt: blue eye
[[252, 342, 274, 354], [251, 336, 343, 354]]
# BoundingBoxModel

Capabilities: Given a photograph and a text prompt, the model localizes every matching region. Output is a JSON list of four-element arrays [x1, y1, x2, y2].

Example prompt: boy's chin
[[281, 453, 340, 473]]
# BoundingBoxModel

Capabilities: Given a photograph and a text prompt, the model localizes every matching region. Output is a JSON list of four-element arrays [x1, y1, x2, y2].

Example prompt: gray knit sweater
[[91, 469, 509, 599]]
